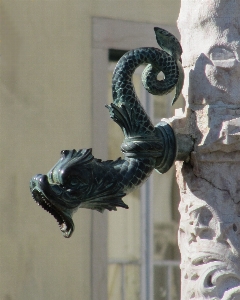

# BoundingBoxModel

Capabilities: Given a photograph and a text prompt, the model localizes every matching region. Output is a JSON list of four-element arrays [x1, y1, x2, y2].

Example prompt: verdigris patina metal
[[30, 28, 184, 238]]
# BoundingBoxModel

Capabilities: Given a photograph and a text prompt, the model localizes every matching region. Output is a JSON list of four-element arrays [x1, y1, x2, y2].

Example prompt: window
[[92, 18, 183, 300]]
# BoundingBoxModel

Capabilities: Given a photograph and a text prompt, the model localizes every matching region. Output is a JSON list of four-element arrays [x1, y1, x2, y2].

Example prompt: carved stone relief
[[172, 0, 240, 298], [177, 162, 240, 299]]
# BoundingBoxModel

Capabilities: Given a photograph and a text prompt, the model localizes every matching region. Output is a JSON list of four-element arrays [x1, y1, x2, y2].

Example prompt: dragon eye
[[69, 177, 79, 186]]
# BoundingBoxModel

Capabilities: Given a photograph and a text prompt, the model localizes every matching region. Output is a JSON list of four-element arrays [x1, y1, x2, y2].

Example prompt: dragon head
[[30, 148, 128, 238]]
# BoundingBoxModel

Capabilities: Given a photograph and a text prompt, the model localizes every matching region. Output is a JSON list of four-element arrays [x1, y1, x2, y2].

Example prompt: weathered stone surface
[[173, 0, 240, 298]]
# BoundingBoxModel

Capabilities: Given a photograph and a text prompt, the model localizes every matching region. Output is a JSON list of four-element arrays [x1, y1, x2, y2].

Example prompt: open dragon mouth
[[31, 189, 74, 238]]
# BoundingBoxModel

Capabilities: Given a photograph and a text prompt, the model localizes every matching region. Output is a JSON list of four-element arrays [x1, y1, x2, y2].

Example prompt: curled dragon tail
[[106, 27, 183, 173]]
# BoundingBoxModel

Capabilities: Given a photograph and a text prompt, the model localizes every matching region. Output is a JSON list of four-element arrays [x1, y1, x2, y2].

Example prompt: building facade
[[1, 1, 181, 299]]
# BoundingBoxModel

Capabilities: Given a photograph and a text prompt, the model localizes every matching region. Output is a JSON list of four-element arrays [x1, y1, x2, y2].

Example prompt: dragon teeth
[[60, 223, 67, 231], [32, 191, 67, 233]]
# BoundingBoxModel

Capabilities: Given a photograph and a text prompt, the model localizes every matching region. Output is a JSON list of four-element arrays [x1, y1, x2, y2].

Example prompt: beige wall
[[0, 1, 180, 299]]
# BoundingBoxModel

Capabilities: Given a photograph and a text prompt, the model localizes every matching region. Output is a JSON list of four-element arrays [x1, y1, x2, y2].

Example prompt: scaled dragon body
[[30, 28, 184, 238]]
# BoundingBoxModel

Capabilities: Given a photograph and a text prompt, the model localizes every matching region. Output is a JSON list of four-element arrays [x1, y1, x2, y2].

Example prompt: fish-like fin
[[106, 103, 132, 135], [172, 60, 184, 105], [154, 27, 182, 62], [82, 196, 129, 213], [106, 103, 154, 137]]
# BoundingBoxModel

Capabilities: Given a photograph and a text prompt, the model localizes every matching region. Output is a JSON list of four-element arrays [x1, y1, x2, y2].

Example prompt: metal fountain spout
[[29, 27, 192, 238]]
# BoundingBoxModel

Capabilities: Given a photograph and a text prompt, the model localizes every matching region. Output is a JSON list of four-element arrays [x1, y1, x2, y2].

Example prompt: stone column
[[172, 0, 240, 299]]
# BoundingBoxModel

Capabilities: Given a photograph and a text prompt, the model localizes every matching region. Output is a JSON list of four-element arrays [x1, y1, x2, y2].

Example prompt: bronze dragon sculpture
[[29, 27, 184, 238]]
